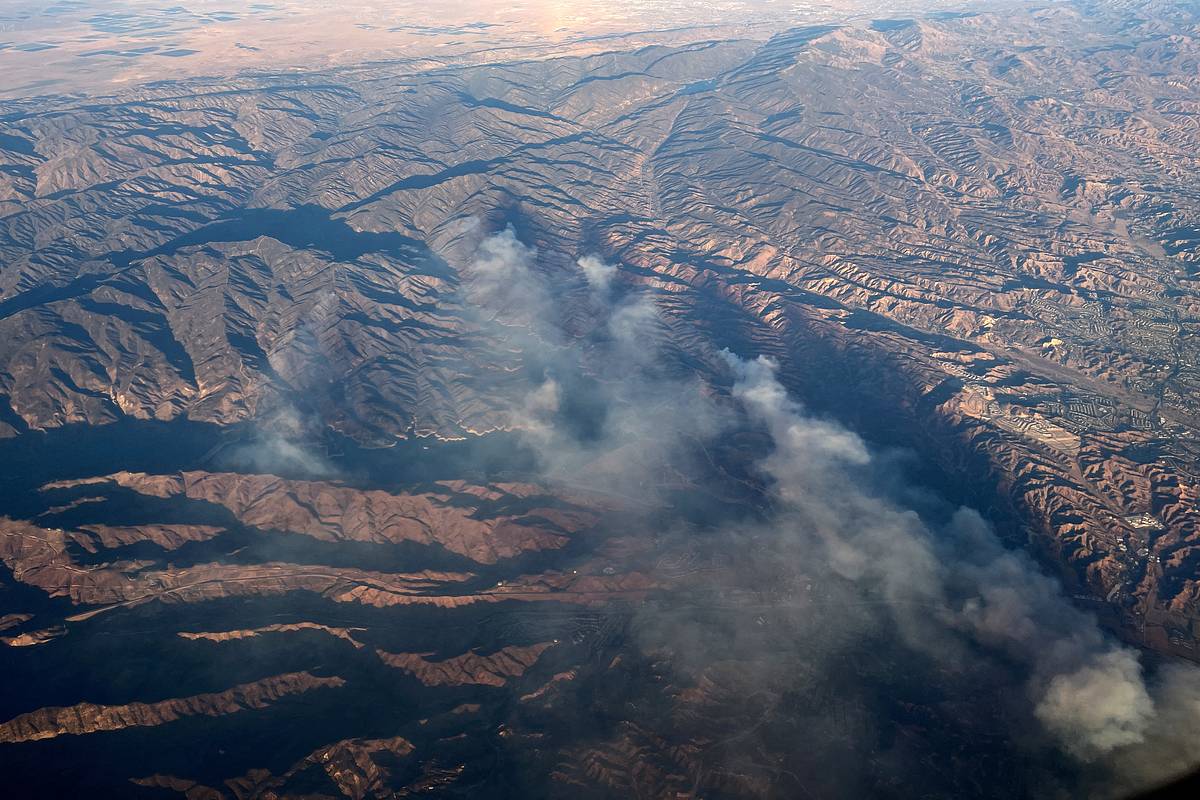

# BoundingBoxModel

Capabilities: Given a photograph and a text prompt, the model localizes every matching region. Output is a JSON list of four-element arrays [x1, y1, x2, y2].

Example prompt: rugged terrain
[[1, 0, 1200, 796]]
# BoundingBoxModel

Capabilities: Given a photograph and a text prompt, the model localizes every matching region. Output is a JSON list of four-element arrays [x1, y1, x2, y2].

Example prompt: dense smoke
[[725, 354, 1163, 763], [461, 226, 1200, 796], [577, 254, 617, 296]]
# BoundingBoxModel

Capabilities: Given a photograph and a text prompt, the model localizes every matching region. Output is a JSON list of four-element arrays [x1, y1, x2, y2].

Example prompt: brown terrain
[[0, 476, 652, 615], [132, 735, 418, 800], [375, 642, 555, 687], [1, 0, 1199, 797], [48, 471, 592, 563], [0, 671, 345, 744], [179, 622, 368, 648]]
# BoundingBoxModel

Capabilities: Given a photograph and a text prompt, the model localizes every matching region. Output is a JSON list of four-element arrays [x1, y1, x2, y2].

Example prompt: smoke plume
[[725, 352, 1200, 792], [459, 226, 1200, 796], [462, 226, 723, 500]]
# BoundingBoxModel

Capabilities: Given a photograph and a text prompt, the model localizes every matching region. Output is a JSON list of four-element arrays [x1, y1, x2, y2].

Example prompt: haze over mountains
[[0, 0, 960, 99], [2, 0, 1200, 797]]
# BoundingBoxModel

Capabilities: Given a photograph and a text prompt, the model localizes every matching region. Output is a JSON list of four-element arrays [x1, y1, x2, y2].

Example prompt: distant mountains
[[1, 2, 1199, 796]]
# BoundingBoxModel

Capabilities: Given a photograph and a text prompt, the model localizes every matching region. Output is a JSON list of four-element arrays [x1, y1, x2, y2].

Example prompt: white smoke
[[577, 254, 617, 295], [463, 229, 722, 499], [466, 225, 549, 324]]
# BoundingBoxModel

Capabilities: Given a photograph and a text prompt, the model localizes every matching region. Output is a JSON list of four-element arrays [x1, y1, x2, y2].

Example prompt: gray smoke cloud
[[1110, 663, 1200, 794], [458, 225, 1200, 796], [220, 403, 335, 479], [577, 254, 617, 296], [465, 225, 553, 326], [462, 227, 724, 500], [724, 352, 1200, 793]]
